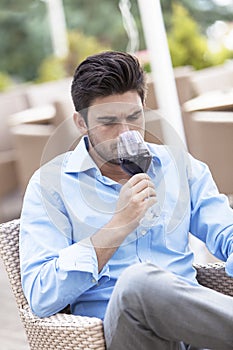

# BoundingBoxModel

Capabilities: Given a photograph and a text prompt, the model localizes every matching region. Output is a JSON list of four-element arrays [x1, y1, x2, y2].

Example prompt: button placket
[[138, 226, 148, 236], [136, 226, 152, 263]]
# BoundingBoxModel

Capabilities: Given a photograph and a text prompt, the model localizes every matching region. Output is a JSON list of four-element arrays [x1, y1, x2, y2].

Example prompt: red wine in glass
[[118, 130, 159, 227], [118, 130, 152, 175], [120, 153, 152, 175]]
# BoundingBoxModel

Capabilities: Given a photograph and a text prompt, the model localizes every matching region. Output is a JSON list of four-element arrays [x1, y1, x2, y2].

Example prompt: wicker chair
[[0, 220, 233, 350]]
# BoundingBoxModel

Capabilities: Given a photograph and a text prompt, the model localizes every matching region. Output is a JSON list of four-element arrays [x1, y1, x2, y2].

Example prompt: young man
[[20, 51, 233, 350]]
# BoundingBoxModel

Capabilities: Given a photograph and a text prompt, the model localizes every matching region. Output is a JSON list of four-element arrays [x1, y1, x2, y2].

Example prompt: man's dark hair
[[71, 51, 146, 122]]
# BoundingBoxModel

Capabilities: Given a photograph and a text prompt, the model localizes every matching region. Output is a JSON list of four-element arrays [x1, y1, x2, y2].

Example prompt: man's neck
[[101, 163, 131, 183], [88, 147, 131, 183]]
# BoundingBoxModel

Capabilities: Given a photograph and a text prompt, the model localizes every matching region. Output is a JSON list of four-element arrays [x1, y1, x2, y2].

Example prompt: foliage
[[177, 0, 233, 33], [63, 0, 144, 52], [0, 0, 233, 82], [63, 31, 110, 76], [0, 2, 52, 82], [167, 3, 232, 70], [167, 4, 209, 69], [37, 31, 110, 82], [0, 72, 12, 92], [205, 45, 233, 67], [0, 0, 144, 83], [36, 57, 67, 83], [162, 0, 233, 34]]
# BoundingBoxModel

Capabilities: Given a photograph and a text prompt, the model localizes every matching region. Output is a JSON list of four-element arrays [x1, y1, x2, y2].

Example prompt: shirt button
[[141, 229, 147, 236], [91, 278, 97, 283]]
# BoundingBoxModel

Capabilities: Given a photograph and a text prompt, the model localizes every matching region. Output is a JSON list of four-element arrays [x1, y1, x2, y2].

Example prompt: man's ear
[[73, 112, 87, 135]]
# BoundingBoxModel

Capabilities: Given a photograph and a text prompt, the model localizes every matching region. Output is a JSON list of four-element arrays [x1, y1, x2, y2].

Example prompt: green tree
[[0, 1, 52, 81], [0, 71, 12, 91], [161, 0, 233, 35], [178, 0, 233, 33], [167, 3, 228, 69], [37, 31, 110, 82], [63, 0, 142, 52], [1, 0, 233, 83]]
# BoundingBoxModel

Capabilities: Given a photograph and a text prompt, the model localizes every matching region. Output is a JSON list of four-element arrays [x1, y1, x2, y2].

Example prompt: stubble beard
[[87, 132, 121, 165]]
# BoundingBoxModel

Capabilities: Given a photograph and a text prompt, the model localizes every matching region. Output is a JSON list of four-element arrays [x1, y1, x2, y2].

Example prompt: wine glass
[[117, 130, 160, 227]]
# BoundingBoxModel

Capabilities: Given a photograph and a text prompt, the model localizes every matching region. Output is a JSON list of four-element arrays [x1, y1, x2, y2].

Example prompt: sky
[[212, 0, 233, 6]]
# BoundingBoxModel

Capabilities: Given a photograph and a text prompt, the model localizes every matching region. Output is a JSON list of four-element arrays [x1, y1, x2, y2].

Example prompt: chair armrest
[[0, 150, 18, 197], [194, 262, 233, 297], [8, 104, 56, 126], [20, 306, 105, 350]]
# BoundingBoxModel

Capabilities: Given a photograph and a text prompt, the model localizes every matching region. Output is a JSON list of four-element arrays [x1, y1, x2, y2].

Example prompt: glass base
[[139, 204, 160, 228]]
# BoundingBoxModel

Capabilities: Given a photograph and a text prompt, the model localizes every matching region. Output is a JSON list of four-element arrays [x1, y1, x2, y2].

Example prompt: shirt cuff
[[58, 237, 109, 281]]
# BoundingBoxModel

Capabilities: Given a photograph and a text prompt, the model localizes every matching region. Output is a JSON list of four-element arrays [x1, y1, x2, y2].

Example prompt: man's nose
[[118, 122, 130, 134]]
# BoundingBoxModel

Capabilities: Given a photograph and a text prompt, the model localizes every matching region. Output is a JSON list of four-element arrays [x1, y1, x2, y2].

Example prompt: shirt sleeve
[[20, 170, 109, 318], [188, 155, 233, 261], [58, 237, 109, 281]]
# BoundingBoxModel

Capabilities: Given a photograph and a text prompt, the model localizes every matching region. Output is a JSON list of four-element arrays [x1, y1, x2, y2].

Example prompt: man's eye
[[102, 121, 116, 125], [128, 114, 140, 121]]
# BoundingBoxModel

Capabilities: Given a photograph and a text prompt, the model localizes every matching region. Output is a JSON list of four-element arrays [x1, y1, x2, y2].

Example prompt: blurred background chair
[[189, 61, 233, 96], [10, 124, 55, 193], [145, 66, 195, 112], [0, 88, 30, 222], [0, 78, 75, 222], [187, 111, 233, 204], [25, 78, 73, 108], [9, 98, 80, 195]]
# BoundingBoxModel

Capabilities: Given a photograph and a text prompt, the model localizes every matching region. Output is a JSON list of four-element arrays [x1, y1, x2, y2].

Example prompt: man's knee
[[114, 262, 177, 309], [105, 263, 182, 347]]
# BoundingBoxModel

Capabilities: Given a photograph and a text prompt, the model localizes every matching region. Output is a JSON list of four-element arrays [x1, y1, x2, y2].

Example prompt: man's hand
[[113, 173, 157, 232], [91, 174, 157, 272]]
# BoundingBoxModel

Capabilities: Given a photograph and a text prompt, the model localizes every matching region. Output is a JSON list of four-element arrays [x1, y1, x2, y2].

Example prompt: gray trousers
[[103, 263, 233, 350]]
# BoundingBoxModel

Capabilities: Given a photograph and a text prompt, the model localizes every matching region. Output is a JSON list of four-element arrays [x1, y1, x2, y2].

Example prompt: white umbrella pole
[[137, 0, 186, 146], [45, 0, 68, 58]]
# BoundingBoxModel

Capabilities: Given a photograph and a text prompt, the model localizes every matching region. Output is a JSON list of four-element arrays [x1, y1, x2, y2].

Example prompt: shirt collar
[[64, 136, 98, 173], [147, 143, 162, 166], [64, 135, 162, 174]]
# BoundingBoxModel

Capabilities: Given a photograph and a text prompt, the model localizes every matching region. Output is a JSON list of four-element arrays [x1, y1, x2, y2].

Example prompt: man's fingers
[[127, 173, 150, 187], [120, 173, 157, 210], [133, 178, 155, 194], [134, 186, 157, 203]]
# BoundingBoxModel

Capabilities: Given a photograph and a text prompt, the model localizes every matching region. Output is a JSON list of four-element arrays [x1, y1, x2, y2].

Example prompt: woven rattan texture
[[0, 219, 232, 349], [195, 262, 233, 296], [0, 220, 105, 350]]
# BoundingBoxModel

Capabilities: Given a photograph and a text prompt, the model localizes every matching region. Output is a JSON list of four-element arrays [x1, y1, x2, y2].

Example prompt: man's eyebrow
[[97, 109, 143, 122], [96, 115, 118, 122], [127, 109, 143, 118]]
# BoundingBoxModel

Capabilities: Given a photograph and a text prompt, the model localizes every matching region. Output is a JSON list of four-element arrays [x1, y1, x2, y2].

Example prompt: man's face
[[85, 91, 145, 165]]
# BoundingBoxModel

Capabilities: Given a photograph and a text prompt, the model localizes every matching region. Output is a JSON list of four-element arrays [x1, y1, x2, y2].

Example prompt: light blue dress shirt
[[20, 136, 233, 320]]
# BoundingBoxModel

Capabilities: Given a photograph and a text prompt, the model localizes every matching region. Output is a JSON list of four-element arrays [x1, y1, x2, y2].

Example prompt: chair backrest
[[190, 63, 233, 95], [144, 109, 164, 145], [0, 219, 28, 310], [145, 67, 195, 111], [10, 124, 55, 194], [0, 88, 29, 152], [25, 78, 72, 108], [188, 111, 233, 195]]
